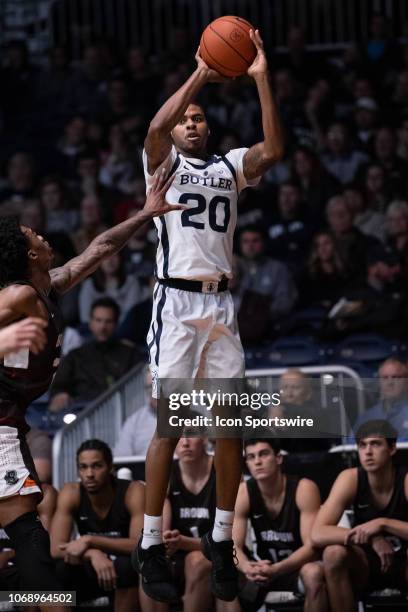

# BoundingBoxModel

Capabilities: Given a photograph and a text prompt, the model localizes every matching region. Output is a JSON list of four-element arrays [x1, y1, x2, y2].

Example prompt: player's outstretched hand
[[144, 168, 186, 217], [247, 29, 268, 78], [195, 47, 229, 82], [0, 317, 47, 358]]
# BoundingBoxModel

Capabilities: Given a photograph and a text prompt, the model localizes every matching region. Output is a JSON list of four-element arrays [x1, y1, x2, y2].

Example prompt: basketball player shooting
[[134, 29, 283, 603], [0, 171, 181, 599]]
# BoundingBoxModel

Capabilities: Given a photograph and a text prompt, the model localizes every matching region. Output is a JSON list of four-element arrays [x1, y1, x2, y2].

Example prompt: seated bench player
[[222, 438, 324, 612], [312, 420, 408, 612]]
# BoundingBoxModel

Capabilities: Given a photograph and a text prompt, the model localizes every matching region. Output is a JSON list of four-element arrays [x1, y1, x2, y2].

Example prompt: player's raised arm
[[243, 29, 283, 180], [144, 50, 227, 174], [50, 170, 183, 294]]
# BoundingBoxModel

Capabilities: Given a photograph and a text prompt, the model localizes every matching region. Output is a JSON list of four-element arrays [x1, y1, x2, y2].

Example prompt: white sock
[[141, 514, 162, 549], [212, 508, 234, 542]]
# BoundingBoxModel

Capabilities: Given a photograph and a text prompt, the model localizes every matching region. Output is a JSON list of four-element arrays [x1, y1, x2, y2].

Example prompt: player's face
[[175, 437, 206, 462], [357, 436, 396, 472], [77, 450, 112, 493], [21, 225, 53, 271], [171, 104, 209, 156], [245, 442, 282, 481]]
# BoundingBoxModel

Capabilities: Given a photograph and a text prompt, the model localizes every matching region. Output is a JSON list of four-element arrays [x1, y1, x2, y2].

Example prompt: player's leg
[[322, 544, 369, 612], [138, 586, 170, 612], [112, 555, 141, 612], [183, 550, 213, 612], [201, 293, 245, 601], [300, 561, 328, 612]]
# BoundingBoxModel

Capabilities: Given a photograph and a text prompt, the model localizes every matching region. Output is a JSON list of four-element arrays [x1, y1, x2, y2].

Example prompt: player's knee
[[5, 511, 61, 590], [184, 551, 211, 586], [323, 545, 349, 572], [300, 562, 326, 595]]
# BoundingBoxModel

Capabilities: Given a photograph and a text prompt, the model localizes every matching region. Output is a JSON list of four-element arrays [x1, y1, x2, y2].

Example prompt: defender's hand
[[143, 169, 185, 217], [247, 29, 268, 78]]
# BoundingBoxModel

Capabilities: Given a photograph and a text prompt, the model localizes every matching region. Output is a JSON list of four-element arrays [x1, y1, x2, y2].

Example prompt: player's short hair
[[0, 216, 30, 287], [355, 419, 397, 447], [76, 439, 113, 466], [90, 297, 121, 322], [244, 437, 281, 455]]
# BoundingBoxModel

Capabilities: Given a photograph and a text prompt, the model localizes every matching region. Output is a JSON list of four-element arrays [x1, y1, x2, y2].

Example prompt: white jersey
[[143, 146, 259, 281]]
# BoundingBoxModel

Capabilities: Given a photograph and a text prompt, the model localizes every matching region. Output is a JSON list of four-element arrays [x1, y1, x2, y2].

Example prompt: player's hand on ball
[[247, 29, 268, 78], [195, 47, 229, 82], [144, 168, 186, 217]]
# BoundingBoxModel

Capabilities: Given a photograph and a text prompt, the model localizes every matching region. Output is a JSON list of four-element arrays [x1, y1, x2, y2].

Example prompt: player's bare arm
[[311, 469, 358, 547], [50, 483, 79, 560], [243, 29, 283, 180], [50, 170, 182, 294], [37, 484, 58, 532], [0, 285, 47, 326], [0, 317, 47, 357], [145, 50, 226, 173]]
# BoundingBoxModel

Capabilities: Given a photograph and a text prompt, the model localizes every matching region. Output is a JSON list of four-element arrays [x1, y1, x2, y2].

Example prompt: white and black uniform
[[143, 146, 259, 391]]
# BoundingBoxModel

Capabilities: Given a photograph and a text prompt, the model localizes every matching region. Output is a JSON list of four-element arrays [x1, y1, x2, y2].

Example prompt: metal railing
[[52, 362, 364, 489]]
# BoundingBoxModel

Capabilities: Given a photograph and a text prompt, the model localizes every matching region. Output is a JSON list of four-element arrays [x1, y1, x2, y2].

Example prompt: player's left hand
[[195, 48, 229, 82], [345, 519, 383, 545], [247, 29, 268, 78], [371, 536, 394, 573], [59, 535, 91, 563], [143, 168, 186, 217], [163, 529, 182, 555]]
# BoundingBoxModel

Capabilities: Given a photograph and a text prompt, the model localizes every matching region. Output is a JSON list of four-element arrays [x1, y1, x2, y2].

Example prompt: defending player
[[135, 29, 283, 603], [311, 420, 408, 612], [224, 438, 323, 612], [0, 170, 181, 594]]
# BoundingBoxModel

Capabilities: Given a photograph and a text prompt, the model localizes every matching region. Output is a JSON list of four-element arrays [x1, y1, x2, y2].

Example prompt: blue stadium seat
[[331, 334, 399, 365], [290, 305, 328, 332], [249, 337, 325, 367]]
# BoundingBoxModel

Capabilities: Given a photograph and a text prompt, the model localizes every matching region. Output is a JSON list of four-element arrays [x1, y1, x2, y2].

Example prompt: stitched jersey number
[[180, 193, 230, 233]]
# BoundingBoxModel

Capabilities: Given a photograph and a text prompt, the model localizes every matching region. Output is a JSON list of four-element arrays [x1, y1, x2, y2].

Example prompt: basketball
[[200, 16, 257, 78]]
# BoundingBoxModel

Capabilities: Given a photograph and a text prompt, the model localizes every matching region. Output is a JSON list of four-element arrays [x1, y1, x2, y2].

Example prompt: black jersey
[[169, 460, 216, 538], [247, 475, 302, 564], [73, 478, 131, 539], [353, 466, 408, 555], [0, 281, 63, 430]]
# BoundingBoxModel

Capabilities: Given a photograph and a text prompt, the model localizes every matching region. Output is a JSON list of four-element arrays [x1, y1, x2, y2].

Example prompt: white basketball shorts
[[147, 284, 245, 398], [0, 426, 42, 498]]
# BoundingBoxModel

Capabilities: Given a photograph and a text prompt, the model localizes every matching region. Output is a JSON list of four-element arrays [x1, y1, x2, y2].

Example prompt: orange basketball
[[200, 16, 257, 78]]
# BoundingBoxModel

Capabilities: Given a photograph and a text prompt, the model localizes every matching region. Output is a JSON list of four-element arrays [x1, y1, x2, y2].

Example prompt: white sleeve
[[225, 147, 261, 194], [142, 146, 178, 192]]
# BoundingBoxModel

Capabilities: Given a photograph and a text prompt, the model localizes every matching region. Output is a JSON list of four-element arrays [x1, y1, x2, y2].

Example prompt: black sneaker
[[131, 538, 178, 603], [201, 531, 239, 601]]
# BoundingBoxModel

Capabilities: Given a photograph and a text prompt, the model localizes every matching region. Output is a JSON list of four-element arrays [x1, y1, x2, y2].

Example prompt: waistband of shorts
[[157, 277, 229, 294]]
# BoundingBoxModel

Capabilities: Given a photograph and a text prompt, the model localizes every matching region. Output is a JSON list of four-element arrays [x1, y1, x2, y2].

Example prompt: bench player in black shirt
[[162, 437, 215, 611], [312, 420, 408, 612], [227, 438, 323, 612], [0, 171, 181, 594], [50, 439, 159, 612]]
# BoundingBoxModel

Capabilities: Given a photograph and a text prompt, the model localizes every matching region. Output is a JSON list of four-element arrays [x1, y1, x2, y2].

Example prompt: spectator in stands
[[73, 148, 119, 218], [26, 427, 53, 484], [373, 127, 408, 197], [53, 115, 88, 183], [298, 231, 354, 308], [0, 152, 36, 205], [363, 162, 391, 213], [396, 114, 408, 162], [162, 437, 215, 611], [353, 358, 408, 440], [343, 183, 386, 243], [50, 439, 148, 611], [126, 47, 158, 111], [291, 145, 339, 222], [353, 97, 379, 152], [266, 181, 313, 277], [383, 200, 408, 277], [49, 297, 142, 412], [39, 175, 78, 234], [237, 226, 298, 344], [71, 194, 108, 254], [321, 122, 368, 184], [114, 369, 156, 458], [122, 210, 155, 283], [99, 124, 136, 194], [79, 252, 144, 323], [227, 438, 322, 612], [312, 420, 408, 611], [326, 195, 378, 278], [63, 43, 108, 116]]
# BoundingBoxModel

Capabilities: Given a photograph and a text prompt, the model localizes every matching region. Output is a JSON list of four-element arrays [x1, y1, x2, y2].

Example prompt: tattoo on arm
[[243, 143, 273, 180]]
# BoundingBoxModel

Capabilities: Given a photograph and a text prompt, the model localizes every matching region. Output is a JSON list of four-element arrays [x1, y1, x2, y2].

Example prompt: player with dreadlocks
[[0, 170, 180, 599]]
